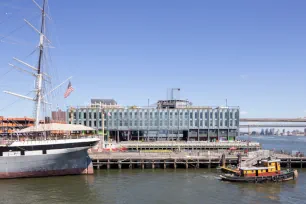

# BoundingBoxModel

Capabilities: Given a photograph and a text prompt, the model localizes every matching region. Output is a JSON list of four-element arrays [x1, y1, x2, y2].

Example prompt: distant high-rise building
[[51, 109, 66, 123], [260, 129, 265, 135], [283, 129, 286, 134], [265, 129, 269, 135]]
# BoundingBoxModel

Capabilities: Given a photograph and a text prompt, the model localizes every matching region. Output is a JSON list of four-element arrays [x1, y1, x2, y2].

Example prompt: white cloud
[[240, 111, 248, 115]]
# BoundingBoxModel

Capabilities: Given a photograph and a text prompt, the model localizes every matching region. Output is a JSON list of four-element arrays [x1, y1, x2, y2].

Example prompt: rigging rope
[[0, 91, 32, 113]]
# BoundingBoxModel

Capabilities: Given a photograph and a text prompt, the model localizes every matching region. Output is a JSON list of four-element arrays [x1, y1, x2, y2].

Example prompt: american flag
[[64, 81, 74, 98]]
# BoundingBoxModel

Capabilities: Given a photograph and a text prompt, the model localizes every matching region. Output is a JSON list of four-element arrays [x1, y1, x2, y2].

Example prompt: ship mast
[[3, 0, 73, 130], [34, 0, 46, 127]]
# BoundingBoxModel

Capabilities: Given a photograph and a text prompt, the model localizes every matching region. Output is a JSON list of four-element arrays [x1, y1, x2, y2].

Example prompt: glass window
[[205, 112, 208, 119], [175, 121, 178, 126], [195, 112, 198, 118], [235, 112, 239, 119], [155, 120, 158, 126], [94, 121, 96, 127], [210, 112, 213, 118], [180, 121, 183, 126], [190, 113, 193, 119], [124, 112, 128, 117], [114, 112, 117, 118], [120, 121, 123, 126], [195, 120, 199, 126], [230, 112, 233, 118], [200, 121, 203, 126], [124, 121, 128, 126], [129, 121, 132, 126], [140, 121, 143, 126], [190, 120, 193, 126], [119, 112, 122, 118], [185, 112, 188, 118], [94, 112, 97, 119], [140, 112, 143, 118], [185, 120, 188, 126], [160, 121, 162, 126], [134, 121, 137, 126], [89, 121, 92, 126], [83, 112, 86, 119], [205, 121, 208, 126], [200, 112, 203, 119], [220, 112, 223, 119], [150, 112, 153, 119], [99, 121, 102, 126], [215, 112, 218, 118]]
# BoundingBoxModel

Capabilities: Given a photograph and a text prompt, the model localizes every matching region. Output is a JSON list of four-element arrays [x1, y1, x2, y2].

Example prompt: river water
[[1, 136, 306, 204]]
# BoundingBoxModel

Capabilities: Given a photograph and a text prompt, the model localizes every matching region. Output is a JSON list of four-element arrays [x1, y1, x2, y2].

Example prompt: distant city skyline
[[0, 0, 305, 119]]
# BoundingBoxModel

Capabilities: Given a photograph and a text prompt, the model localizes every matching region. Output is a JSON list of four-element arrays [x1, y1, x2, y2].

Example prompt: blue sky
[[0, 0, 305, 118]]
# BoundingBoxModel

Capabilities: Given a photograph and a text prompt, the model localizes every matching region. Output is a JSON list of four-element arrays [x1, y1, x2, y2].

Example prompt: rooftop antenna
[[171, 88, 180, 100]]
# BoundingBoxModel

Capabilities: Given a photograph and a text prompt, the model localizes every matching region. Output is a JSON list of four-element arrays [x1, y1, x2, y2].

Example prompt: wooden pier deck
[[89, 151, 306, 169]]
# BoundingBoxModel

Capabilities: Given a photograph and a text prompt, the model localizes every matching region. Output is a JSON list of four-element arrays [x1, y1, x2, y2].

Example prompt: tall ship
[[0, 0, 99, 178]]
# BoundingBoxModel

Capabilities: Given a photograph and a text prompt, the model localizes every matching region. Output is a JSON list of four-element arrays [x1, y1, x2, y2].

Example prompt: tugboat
[[219, 158, 298, 183]]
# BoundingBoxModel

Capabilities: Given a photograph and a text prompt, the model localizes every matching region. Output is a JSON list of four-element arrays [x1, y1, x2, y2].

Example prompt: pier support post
[[152, 160, 155, 169], [118, 161, 122, 169], [287, 159, 291, 168], [107, 159, 110, 169], [164, 161, 166, 169], [129, 159, 133, 169], [208, 159, 211, 168], [141, 160, 145, 169], [174, 159, 177, 169], [185, 160, 188, 169], [301, 160, 303, 169], [196, 159, 200, 168], [97, 160, 100, 169]]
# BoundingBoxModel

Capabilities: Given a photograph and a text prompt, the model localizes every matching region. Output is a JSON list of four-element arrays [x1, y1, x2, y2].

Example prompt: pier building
[[67, 99, 240, 142]]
